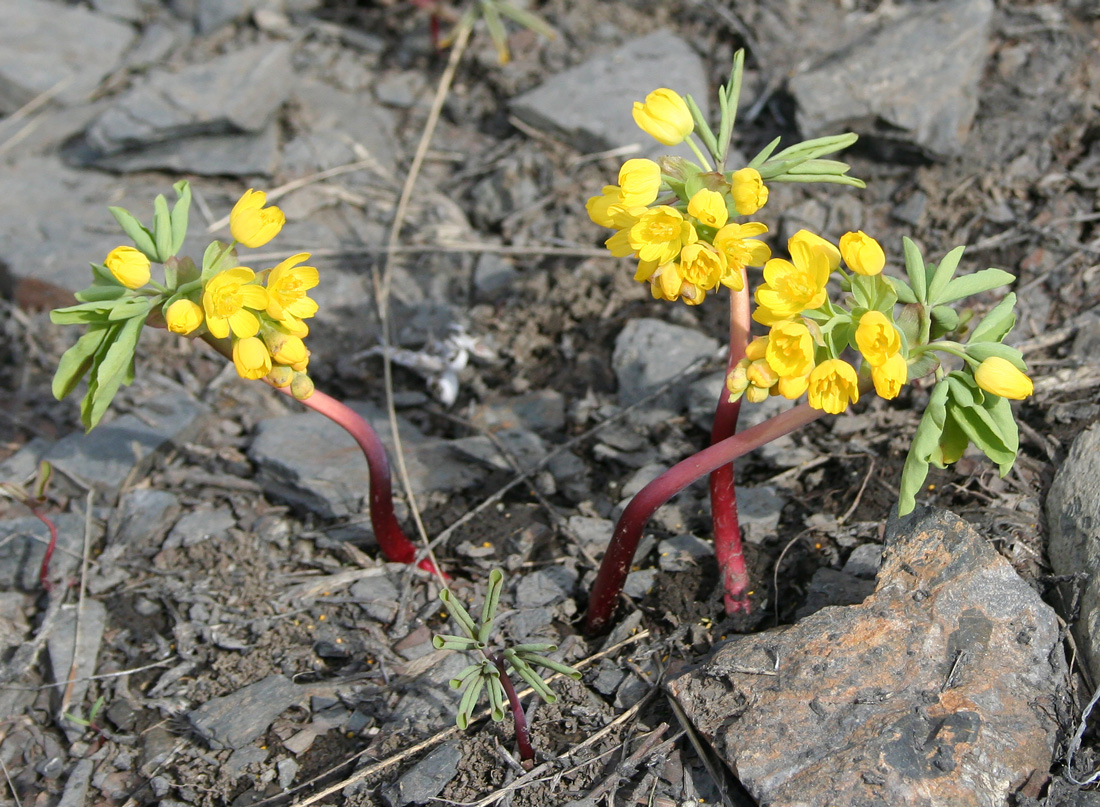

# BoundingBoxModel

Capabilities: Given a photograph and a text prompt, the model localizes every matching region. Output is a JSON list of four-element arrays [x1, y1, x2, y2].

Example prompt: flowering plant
[[583, 51, 1033, 632]]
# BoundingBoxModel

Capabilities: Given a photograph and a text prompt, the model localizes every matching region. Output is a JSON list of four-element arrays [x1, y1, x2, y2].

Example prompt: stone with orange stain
[[667, 508, 1066, 807]]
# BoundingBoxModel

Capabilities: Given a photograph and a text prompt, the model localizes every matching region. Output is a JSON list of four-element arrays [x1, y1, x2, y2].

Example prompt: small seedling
[[433, 569, 580, 764]]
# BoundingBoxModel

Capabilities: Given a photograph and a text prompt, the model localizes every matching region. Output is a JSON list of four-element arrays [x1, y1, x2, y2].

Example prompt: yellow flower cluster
[[165, 190, 318, 399], [727, 230, 905, 414]]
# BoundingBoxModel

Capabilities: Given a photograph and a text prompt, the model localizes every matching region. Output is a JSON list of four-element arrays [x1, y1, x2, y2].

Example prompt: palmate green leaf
[[108, 206, 157, 260], [926, 245, 966, 304], [52, 324, 111, 400], [153, 193, 172, 262], [902, 237, 927, 304], [898, 378, 950, 515], [170, 180, 192, 256], [966, 341, 1026, 371], [950, 401, 1015, 471], [82, 313, 146, 431], [968, 293, 1017, 344], [938, 268, 1016, 305]]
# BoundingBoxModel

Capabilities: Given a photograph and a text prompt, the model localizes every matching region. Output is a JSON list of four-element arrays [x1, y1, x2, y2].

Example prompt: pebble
[[449, 428, 549, 473], [381, 740, 462, 807], [657, 534, 712, 573], [613, 319, 719, 409], [47, 601, 107, 739], [790, 0, 994, 159], [109, 489, 182, 551], [668, 508, 1065, 806], [511, 30, 708, 161], [469, 390, 566, 436], [842, 542, 884, 578], [350, 574, 400, 623], [1046, 423, 1100, 682], [471, 253, 519, 303], [162, 506, 236, 550], [188, 674, 304, 750], [514, 567, 577, 608], [735, 485, 786, 545], [0, 514, 85, 591], [56, 759, 94, 807]]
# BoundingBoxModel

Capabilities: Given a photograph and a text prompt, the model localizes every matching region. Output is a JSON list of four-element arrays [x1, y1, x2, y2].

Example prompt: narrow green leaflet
[[82, 313, 147, 431], [153, 193, 172, 262], [890, 276, 918, 305], [966, 341, 1027, 371], [950, 401, 1015, 471], [108, 206, 157, 260], [937, 268, 1015, 305], [75, 284, 128, 303], [170, 180, 192, 256], [201, 240, 238, 282], [968, 293, 1017, 344], [926, 245, 966, 304], [902, 237, 927, 304], [929, 306, 960, 338], [683, 93, 719, 160], [107, 298, 152, 321], [747, 136, 782, 169], [52, 324, 111, 400], [494, 0, 556, 39], [898, 379, 950, 515], [930, 410, 969, 469]]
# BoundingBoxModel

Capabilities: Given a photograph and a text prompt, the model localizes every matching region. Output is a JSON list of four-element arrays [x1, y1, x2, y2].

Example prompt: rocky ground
[[2, 0, 1100, 805]]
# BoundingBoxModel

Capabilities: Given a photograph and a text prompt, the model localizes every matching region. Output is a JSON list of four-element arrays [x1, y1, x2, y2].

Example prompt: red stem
[[585, 402, 825, 636], [35, 506, 59, 591], [709, 281, 752, 613], [493, 655, 535, 763]]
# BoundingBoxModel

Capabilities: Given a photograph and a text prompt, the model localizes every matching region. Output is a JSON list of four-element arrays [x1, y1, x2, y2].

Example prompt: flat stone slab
[[789, 0, 994, 159], [668, 508, 1065, 807], [188, 674, 304, 750], [613, 318, 719, 409], [511, 30, 708, 161]]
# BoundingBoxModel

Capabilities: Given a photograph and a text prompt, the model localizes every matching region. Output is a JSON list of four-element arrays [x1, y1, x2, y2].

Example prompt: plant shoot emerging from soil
[[433, 570, 581, 765], [583, 51, 1036, 634]]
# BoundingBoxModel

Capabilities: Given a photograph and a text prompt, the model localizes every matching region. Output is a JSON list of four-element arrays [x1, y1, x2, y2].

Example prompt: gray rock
[[0, 0, 136, 113], [1046, 423, 1100, 682], [57, 759, 94, 807], [449, 428, 548, 473], [511, 30, 708, 161], [547, 451, 590, 503], [469, 152, 550, 227], [109, 489, 181, 550], [381, 740, 462, 807], [84, 43, 293, 155], [249, 400, 485, 519], [189, 675, 304, 750], [737, 485, 786, 545], [350, 574, 400, 623], [613, 319, 719, 409], [567, 515, 613, 556], [623, 569, 657, 599], [795, 568, 876, 619], [278, 757, 300, 790], [226, 745, 268, 775], [163, 507, 236, 550], [0, 592, 28, 658], [789, 0, 994, 159], [470, 390, 566, 436], [514, 567, 577, 608], [668, 508, 1065, 807], [47, 600, 107, 721], [45, 391, 206, 492], [0, 514, 85, 591], [843, 543, 884, 579], [87, 126, 281, 177], [472, 253, 519, 302], [375, 70, 428, 109], [90, 0, 144, 22], [592, 659, 626, 696], [620, 462, 664, 499], [0, 437, 52, 488], [658, 534, 712, 572]]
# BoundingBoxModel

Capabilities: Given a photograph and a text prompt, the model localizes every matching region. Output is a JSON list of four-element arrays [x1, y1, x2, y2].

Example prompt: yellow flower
[[854, 311, 902, 367], [648, 262, 706, 305], [265, 253, 319, 324], [264, 330, 309, 366], [232, 336, 272, 380], [766, 321, 815, 378], [677, 243, 726, 292], [632, 88, 694, 146], [617, 159, 662, 207], [730, 168, 769, 215], [777, 372, 810, 400], [687, 188, 728, 229], [203, 267, 269, 339], [840, 231, 886, 276], [789, 230, 840, 272], [753, 240, 831, 322], [872, 353, 907, 399], [974, 356, 1033, 400], [713, 222, 770, 292], [745, 335, 769, 362], [746, 359, 778, 389], [230, 189, 285, 248], [165, 299, 204, 335], [104, 246, 151, 289], [808, 359, 860, 414], [587, 185, 622, 228], [629, 206, 697, 265]]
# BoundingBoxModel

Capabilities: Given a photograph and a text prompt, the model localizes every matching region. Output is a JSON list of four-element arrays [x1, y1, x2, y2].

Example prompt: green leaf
[[938, 268, 1016, 305], [930, 409, 970, 469], [894, 304, 920, 346], [449, 664, 483, 690], [201, 240, 238, 282], [898, 379, 950, 515], [850, 274, 874, 310], [930, 305, 960, 338], [108, 206, 157, 260], [984, 394, 1019, 474], [906, 352, 940, 381], [432, 634, 484, 651], [515, 652, 583, 679], [946, 372, 981, 408], [683, 93, 718, 161], [966, 341, 1026, 371], [480, 569, 504, 632], [968, 293, 1017, 344], [951, 401, 1015, 469], [902, 237, 927, 303], [926, 245, 966, 304], [891, 276, 917, 305], [153, 193, 172, 262], [107, 297, 152, 321], [83, 313, 146, 431], [52, 324, 111, 400], [438, 588, 478, 640], [74, 284, 126, 303], [747, 136, 782, 169], [494, 0, 556, 39], [170, 180, 192, 256]]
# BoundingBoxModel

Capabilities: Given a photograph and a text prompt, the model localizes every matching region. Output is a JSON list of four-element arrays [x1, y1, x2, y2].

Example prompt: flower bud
[[232, 336, 272, 380], [104, 246, 151, 289], [165, 299, 204, 335], [747, 358, 779, 389], [266, 365, 294, 388], [788, 230, 840, 272], [730, 168, 769, 216], [974, 356, 1033, 400], [230, 189, 285, 248], [264, 330, 308, 365], [872, 353, 908, 399], [632, 88, 693, 146], [840, 231, 886, 276], [745, 385, 770, 403], [291, 372, 315, 400]]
